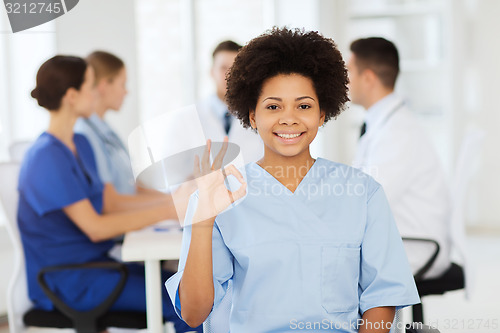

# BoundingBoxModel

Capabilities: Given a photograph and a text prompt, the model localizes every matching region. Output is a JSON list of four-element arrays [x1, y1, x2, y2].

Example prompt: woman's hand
[[170, 180, 197, 222], [191, 138, 246, 225]]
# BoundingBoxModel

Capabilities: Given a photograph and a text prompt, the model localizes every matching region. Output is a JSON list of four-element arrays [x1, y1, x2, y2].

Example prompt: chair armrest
[[37, 261, 128, 333], [402, 237, 440, 281], [406, 323, 441, 332]]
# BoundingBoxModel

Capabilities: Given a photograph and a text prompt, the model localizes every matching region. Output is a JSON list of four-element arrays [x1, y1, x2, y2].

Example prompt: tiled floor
[[1, 234, 499, 333]]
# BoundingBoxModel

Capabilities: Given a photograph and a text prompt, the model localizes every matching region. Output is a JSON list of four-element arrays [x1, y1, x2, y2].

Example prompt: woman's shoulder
[[314, 158, 382, 196], [314, 158, 373, 179], [23, 133, 67, 164], [19, 133, 73, 189]]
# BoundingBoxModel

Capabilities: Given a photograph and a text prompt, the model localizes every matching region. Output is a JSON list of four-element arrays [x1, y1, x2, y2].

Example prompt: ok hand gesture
[[191, 137, 247, 225]]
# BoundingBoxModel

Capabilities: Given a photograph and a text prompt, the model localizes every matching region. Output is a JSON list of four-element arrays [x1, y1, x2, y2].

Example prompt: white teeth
[[277, 133, 301, 139]]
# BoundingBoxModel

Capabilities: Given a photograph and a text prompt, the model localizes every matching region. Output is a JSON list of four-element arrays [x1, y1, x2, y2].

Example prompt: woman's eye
[[267, 105, 279, 110], [299, 104, 311, 110]]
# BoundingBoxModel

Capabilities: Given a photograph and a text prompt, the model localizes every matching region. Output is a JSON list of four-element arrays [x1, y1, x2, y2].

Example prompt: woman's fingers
[[201, 139, 211, 173], [193, 155, 201, 178], [221, 164, 247, 203], [212, 136, 229, 170], [223, 164, 246, 185], [231, 182, 247, 202]]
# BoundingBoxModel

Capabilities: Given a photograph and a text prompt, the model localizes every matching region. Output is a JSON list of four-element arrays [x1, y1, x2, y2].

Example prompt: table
[[121, 220, 183, 333]]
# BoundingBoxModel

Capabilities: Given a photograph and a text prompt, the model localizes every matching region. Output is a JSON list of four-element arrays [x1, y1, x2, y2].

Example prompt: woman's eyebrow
[[296, 96, 315, 101], [262, 97, 282, 102], [262, 96, 316, 103]]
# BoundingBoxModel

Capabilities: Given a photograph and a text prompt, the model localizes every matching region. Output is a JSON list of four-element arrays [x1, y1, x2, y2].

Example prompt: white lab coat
[[353, 93, 451, 279], [196, 95, 264, 164]]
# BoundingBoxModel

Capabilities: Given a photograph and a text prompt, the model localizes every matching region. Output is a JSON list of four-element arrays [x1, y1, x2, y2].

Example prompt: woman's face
[[249, 73, 325, 163], [73, 66, 97, 117], [100, 67, 128, 111]]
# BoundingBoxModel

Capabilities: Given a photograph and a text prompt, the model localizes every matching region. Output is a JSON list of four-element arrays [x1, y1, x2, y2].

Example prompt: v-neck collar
[[43, 132, 76, 156], [43, 132, 93, 185], [251, 158, 322, 195]]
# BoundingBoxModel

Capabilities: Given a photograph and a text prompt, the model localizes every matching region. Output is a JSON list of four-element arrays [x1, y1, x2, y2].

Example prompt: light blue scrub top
[[74, 114, 136, 194], [166, 158, 420, 332]]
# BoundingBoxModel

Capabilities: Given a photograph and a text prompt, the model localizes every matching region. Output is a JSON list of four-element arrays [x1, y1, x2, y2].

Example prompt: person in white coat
[[348, 37, 451, 279], [196, 40, 263, 164]]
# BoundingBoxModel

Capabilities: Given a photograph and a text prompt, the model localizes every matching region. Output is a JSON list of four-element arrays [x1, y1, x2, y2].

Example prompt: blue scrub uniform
[[18, 132, 199, 333], [166, 158, 420, 332]]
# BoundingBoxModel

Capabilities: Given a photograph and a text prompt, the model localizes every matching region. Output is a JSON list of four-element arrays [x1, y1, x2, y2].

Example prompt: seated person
[[74, 51, 140, 195], [196, 40, 263, 164], [348, 37, 451, 279], [18, 55, 201, 333]]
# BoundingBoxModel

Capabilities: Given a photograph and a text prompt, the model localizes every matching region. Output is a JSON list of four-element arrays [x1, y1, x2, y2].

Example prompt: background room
[[1, 0, 499, 332]]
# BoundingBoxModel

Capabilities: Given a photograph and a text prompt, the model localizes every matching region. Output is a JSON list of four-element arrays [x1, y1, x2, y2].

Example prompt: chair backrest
[[449, 129, 485, 298], [0, 162, 32, 333], [9, 141, 32, 163]]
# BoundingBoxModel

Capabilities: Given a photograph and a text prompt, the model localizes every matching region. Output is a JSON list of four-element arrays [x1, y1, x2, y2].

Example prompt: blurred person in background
[[196, 40, 263, 163], [74, 51, 143, 195], [18, 55, 201, 332], [348, 37, 451, 279]]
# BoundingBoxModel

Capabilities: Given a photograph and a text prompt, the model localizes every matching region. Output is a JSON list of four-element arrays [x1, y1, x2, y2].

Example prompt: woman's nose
[[278, 106, 298, 125]]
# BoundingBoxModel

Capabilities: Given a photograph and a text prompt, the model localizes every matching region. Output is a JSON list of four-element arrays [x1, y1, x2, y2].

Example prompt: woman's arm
[[359, 306, 395, 333], [178, 217, 216, 327], [102, 182, 197, 222], [63, 198, 170, 242], [177, 139, 246, 327], [102, 183, 174, 214]]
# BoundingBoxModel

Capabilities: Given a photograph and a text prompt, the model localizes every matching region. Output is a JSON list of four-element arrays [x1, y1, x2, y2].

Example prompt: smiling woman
[[165, 27, 420, 333]]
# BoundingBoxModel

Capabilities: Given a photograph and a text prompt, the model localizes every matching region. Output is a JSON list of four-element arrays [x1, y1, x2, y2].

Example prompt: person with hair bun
[[166, 28, 420, 332], [18, 55, 201, 332]]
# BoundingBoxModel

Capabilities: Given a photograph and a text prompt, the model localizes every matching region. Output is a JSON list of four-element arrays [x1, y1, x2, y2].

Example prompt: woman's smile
[[274, 131, 305, 143]]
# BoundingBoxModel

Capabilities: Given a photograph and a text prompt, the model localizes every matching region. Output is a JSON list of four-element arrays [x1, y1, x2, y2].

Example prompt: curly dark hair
[[226, 27, 349, 129]]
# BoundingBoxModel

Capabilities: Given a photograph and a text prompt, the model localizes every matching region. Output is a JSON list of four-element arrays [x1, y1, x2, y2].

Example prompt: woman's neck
[[258, 151, 316, 192], [46, 107, 78, 153], [94, 101, 107, 119]]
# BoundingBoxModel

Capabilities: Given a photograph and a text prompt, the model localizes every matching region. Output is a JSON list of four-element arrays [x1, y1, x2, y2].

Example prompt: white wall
[[0, 228, 14, 314], [195, 0, 266, 101], [0, 12, 55, 314], [135, 0, 268, 122], [0, 15, 55, 159], [450, 0, 500, 227], [55, 0, 140, 143]]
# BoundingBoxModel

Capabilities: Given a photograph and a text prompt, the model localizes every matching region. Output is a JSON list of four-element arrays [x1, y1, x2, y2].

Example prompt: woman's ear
[[319, 110, 326, 127], [96, 78, 108, 95], [249, 110, 256, 129], [61, 87, 78, 107]]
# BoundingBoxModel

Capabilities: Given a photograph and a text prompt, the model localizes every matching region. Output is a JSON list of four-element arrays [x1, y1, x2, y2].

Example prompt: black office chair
[[402, 131, 485, 324], [403, 237, 465, 323], [24, 261, 150, 333]]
